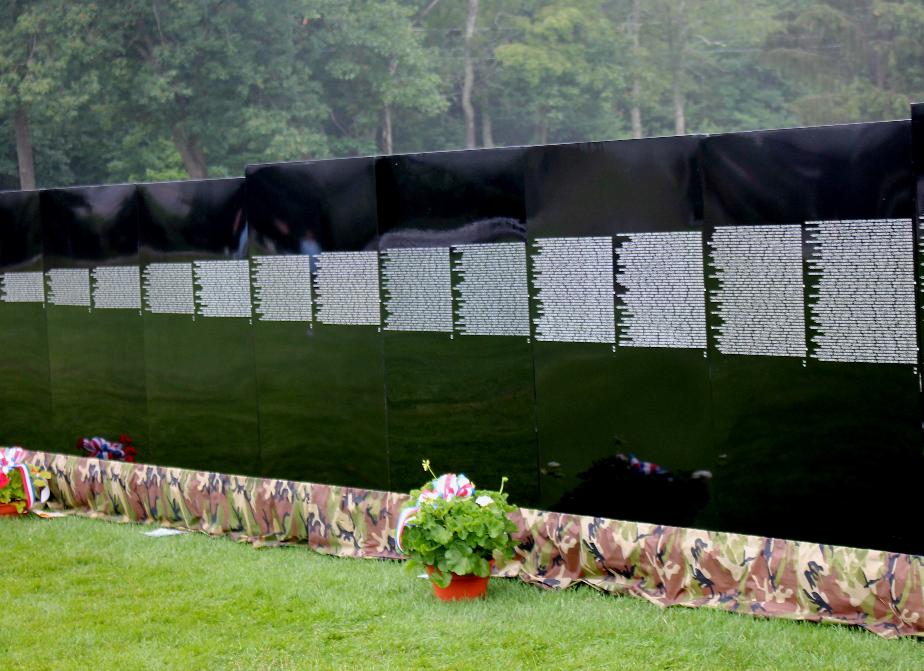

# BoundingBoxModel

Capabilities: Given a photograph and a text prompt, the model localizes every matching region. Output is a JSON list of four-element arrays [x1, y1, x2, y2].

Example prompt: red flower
[[0, 473, 8, 489]]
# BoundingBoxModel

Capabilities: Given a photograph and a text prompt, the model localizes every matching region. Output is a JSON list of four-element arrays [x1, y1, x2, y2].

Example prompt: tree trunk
[[481, 108, 495, 148], [629, 0, 643, 139], [672, 84, 686, 136], [381, 58, 398, 155], [172, 124, 208, 179], [670, 0, 687, 136], [462, 0, 479, 149], [14, 106, 36, 190], [537, 108, 549, 145], [382, 104, 394, 155]]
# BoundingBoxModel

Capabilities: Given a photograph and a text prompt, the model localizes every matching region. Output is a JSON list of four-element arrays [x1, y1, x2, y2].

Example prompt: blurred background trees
[[1, 0, 922, 190]]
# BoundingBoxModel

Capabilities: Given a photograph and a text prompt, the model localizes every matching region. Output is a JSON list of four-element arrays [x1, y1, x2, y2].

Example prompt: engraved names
[[530, 236, 615, 343], [614, 231, 706, 349], [0, 272, 44, 303], [143, 263, 195, 315], [453, 242, 529, 337], [251, 255, 312, 323], [805, 219, 916, 364], [91, 265, 141, 310], [46, 268, 90, 307], [381, 247, 452, 333], [194, 259, 252, 318], [314, 251, 381, 326], [919, 215, 924, 332], [708, 225, 806, 357]]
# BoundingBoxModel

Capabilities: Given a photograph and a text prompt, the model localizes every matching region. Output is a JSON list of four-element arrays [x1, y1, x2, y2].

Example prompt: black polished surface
[[246, 159, 387, 487], [138, 179, 259, 475], [41, 185, 148, 455], [0, 191, 52, 450], [525, 137, 716, 528], [376, 148, 538, 503], [702, 121, 923, 554], [913, 103, 924, 411], [1, 117, 919, 554]]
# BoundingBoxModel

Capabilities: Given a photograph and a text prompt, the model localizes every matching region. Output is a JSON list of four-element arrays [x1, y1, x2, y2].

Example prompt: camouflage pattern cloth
[[21, 450, 924, 639]]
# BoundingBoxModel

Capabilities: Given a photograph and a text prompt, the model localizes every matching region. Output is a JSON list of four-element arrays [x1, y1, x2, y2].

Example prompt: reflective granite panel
[[376, 148, 539, 504], [913, 103, 924, 415], [245, 159, 387, 487], [702, 120, 923, 554], [41, 185, 148, 454], [0, 190, 52, 451], [138, 179, 259, 475], [525, 137, 715, 529]]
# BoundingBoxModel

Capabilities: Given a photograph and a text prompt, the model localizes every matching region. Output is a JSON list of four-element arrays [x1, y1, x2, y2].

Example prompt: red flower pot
[[426, 563, 492, 601], [0, 502, 24, 516]]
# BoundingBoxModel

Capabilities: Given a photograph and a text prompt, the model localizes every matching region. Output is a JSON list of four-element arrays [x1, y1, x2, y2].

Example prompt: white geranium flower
[[475, 495, 494, 507]]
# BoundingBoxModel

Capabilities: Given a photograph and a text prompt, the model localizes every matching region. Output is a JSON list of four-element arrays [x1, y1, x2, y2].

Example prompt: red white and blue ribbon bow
[[628, 453, 668, 476], [77, 435, 137, 462], [0, 446, 38, 510], [395, 473, 475, 553]]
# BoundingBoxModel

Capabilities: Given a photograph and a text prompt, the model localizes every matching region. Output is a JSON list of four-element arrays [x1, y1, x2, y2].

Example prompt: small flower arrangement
[[396, 460, 518, 589], [77, 435, 137, 462], [0, 447, 51, 514]]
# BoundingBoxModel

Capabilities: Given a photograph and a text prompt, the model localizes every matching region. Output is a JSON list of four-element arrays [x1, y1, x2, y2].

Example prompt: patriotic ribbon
[[77, 435, 137, 462], [628, 453, 668, 476], [0, 446, 37, 510], [395, 473, 475, 554]]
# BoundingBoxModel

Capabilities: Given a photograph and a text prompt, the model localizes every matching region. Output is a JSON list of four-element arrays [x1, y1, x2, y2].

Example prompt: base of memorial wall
[[22, 450, 924, 640]]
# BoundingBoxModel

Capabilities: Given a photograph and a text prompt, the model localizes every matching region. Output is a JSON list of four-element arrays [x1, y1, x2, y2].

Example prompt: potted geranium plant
[[396, 460, 518, 601], [0, 447, 51, 516]]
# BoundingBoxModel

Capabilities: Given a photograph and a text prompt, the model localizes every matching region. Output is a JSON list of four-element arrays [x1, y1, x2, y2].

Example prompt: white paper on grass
[[32, 510, 67, 518], [143, 527, 186, 537]]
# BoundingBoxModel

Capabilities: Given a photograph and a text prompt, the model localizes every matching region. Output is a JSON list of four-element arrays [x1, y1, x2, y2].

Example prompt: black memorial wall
[[137, 178, 259, 474], [913, 103, 924, 406], [701, 121, 923, 554], [376, 148, 538, 504], [525, 137, 716, 528], [0, 190, 52, 450], [41, 185, 148, 452], [3, 114, 924, 553], [245, 158, 387, 487]]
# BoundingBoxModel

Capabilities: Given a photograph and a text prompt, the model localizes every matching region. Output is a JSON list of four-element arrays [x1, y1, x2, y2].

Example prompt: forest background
[[2, 0, 922, 190]]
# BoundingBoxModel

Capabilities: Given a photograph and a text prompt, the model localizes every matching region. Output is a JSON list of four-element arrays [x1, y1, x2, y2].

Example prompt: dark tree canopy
[[1, 0, 922, 190]]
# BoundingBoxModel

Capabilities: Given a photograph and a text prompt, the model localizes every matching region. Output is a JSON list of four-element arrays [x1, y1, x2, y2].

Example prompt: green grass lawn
[[1, 516, 921, 670]]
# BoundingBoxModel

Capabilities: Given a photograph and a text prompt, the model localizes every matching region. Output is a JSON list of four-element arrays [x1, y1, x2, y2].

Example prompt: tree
[[103, 0, 331, 179], [765, 0, 924, 125], [462, 0, 481, 148], [495, 1, 628, 144], [2, 0, 923, 189], [315, 0, 448, 155], [0, 2, 107, 189]]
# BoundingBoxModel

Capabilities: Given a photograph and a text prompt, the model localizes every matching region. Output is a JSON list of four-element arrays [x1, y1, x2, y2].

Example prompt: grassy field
[[1, 516, 922, 670]]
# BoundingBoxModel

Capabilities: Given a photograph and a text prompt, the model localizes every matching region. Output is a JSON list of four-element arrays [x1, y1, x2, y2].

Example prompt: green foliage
[[495, 1, 627, 143], [312, 0, 448, 155], [400, 486, 518, 588], [765, 0, 924, 124], [0, 465, 50, 514], [1, 1, 923, 188]]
